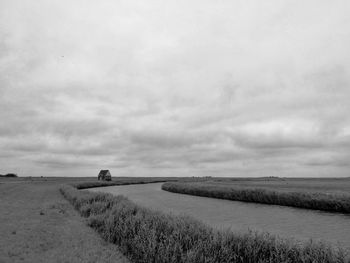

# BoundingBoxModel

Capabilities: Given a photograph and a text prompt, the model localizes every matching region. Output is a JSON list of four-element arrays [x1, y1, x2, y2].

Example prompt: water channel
[[89, 183, 350, 250]]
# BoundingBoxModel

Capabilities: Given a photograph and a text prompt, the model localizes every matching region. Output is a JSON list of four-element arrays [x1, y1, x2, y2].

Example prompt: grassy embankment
[[161, 182, 350, 214], [73, 178, 177, 189], [192, 177, 350, 195], [0, 179, 130, 263], [61, 183, 349, 263], [0, 176, 187, 263]]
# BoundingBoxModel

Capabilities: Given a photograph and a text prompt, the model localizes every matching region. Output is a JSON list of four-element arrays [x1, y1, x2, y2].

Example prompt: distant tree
[[5, 173, 18, 177]]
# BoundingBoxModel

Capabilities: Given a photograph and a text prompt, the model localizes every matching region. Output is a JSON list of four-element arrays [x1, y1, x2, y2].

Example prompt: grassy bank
[[60, 183, 348, 263], [73, 179, 177, 189], [162, 182, 350, 214], [0, 181, 129, 263], [188, 177, 350, 195]]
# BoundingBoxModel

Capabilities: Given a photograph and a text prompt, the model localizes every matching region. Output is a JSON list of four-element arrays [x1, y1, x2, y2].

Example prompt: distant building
[[98, 170, 111, 181]]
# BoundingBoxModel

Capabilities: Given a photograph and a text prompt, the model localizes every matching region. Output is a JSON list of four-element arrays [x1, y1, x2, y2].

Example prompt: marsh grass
[[60, 184, 348, 263], [162, 182, 350, 214], [73, 178, 177, 189]]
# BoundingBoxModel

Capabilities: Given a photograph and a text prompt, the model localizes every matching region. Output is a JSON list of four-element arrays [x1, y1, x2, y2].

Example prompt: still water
[[90, 183, 350, 250]]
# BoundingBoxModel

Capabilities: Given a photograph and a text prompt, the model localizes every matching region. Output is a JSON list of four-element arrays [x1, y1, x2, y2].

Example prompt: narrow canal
[[90, 183, 350, 251]]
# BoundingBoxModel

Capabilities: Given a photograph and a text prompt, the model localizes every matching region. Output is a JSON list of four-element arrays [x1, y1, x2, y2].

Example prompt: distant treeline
[[162, 182, 350, 214], [0, 173, 18, 177], [59, 182, 348, 263]]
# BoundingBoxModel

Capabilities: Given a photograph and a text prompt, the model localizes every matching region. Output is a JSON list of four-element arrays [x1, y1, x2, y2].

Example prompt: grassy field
[[1, 176, 349, 262], [0, 176, 185, 263], [198, 177, 350, 195], [61, 182, 349, 263], [0, 179, 130, 263], [162, 178, 350, 214]]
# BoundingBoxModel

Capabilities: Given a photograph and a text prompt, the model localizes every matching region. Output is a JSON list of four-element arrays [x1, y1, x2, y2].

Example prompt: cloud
[[0, 0, 350, 177], [33, 155, 96, 169], [228, 119, 325, 149]]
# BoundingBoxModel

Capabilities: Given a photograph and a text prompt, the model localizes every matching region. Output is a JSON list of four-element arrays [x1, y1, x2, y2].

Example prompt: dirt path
[[0, 182, 129, 263]]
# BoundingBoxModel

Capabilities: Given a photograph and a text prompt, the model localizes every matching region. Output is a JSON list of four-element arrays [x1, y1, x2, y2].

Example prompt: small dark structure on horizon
[[98, 170, 111, 181], [0, 173, 18, 177]]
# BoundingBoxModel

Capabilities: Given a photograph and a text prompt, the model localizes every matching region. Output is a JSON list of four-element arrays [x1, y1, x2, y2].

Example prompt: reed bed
[[60, 184, 348, 263], [162, 182, 350, 214], [73, 179, 173, 190]]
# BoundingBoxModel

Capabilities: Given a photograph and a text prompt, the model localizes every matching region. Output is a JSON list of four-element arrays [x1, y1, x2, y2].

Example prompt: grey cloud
[[128, 129, 199, 149], [1, 0, 350, 177], [304, 152, 350, 167], [33, 155, 97, 169], [231, 132, 325, 150]]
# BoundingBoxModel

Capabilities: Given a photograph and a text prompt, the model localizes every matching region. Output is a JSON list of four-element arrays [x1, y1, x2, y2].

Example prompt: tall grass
[[162, 182, 350, 214], [73, 179, 175, 190], [60, 184, 348, 263]]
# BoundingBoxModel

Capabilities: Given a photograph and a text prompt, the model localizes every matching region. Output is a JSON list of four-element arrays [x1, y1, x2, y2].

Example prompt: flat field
[[0, 178, 130, 263], [0, 177, 174, 263], [0, 176, 194, 262], [1, 176, 349, 262]]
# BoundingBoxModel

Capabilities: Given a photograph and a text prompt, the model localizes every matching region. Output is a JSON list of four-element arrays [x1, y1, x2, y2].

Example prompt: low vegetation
[[0, 180, 129, 263], [194, 177, 350, 195], [0, 173, 18, 177], [60, 183, 348, 263], [73, 179, 176, 190], [162, 182, 350, 214]]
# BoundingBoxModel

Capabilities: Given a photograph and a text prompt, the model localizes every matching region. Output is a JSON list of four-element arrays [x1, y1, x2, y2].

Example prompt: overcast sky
[[1, 0, 350, 177]]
